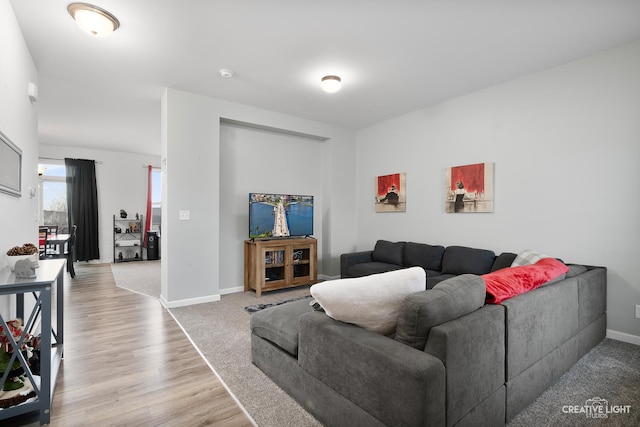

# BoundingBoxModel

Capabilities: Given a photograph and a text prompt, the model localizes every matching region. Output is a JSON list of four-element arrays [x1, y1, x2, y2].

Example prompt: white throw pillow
[[511, 249, 549, 267], [310, 267, 426, 335]]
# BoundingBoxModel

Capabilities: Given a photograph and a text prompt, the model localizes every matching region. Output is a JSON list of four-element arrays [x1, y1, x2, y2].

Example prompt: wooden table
[[0, 259, 65, 425]]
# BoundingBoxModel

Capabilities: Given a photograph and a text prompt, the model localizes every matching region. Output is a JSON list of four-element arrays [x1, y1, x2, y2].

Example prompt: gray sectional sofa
[[341, 239, 512, 288], [250, 240, 607, 426]]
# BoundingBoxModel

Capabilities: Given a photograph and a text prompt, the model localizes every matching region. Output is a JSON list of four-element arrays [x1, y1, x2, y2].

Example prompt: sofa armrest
[[299, 311, 445, 427], [340, 250, 373, 278]]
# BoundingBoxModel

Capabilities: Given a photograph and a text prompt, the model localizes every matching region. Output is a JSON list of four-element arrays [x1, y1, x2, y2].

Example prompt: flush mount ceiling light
[[68, 3, 120, 37], [321, 75, 341, 93], [219, 69, 234, 78]]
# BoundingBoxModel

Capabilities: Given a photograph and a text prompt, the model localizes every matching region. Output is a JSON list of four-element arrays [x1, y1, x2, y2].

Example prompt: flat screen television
[[249, 193, 314, 239]]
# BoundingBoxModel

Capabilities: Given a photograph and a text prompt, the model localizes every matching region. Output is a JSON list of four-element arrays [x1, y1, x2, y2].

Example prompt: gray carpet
[[170, 286, 321, 427], [111, 260, 161, 298], [109, 263, 640, 426], [508, 338, 640, 426]]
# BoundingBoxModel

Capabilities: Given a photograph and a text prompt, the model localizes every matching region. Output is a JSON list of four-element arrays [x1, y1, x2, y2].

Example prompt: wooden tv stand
[[244, 237, 317, 297]]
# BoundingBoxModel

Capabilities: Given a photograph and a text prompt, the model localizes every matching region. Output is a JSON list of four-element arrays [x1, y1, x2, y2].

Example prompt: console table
[[0, 259, 65, 425]]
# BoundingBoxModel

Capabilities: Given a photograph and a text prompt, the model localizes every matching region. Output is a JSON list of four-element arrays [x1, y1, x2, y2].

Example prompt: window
[[151, 168, 162, 232], [38, 162, 69, 233]]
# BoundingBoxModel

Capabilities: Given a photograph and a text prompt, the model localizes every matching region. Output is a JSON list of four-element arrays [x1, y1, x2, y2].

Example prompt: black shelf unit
[[113, 215, 143, 262]]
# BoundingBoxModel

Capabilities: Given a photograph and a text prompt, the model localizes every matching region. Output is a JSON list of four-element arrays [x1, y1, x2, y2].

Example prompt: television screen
[[249, 193, 314, 238]]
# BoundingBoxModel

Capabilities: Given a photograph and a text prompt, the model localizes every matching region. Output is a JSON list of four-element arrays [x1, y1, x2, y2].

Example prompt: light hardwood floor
[[6, 263, 254, 426]]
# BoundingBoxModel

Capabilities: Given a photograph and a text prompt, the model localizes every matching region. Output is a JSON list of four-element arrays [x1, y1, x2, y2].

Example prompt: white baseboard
[[220, 286, 244, 295], [218, 278, 337, 297], [160, 293, 221, 309], [606, 329, 640, 346]]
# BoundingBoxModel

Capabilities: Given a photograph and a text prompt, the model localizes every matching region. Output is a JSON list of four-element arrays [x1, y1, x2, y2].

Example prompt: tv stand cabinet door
[[290, 240, 317, 286]]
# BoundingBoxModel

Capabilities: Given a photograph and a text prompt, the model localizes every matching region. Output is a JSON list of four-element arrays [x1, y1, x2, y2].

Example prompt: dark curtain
[[65, 158, 100, 261]]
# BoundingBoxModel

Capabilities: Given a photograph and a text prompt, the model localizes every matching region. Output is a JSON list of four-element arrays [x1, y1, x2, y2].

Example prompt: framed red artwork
[[445, 162, 494, 213], [375, 173, 406, 212]]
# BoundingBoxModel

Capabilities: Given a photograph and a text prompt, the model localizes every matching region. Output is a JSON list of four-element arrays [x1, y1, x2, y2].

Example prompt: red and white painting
[[445, 162, 494, 213], [375, 173, 406, 212]]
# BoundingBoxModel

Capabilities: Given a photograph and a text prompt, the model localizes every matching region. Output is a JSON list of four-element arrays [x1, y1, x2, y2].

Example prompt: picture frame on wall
[[375, 172, 406, 212], [445, 162, 494, 213], [0, 130, 22, 198]]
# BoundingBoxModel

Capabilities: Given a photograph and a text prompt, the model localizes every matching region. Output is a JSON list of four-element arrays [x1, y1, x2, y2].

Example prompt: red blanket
[[482, 258, 570, 304]]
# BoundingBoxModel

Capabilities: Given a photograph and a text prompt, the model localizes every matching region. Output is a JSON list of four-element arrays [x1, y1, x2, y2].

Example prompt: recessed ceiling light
[[219, 69, 234, 78], [68, 3, 120, 37], [321, 75, 341, 93]]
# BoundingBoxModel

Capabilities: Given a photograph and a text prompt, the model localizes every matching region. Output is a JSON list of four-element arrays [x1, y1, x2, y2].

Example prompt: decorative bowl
[[7, 254, 39, 271]]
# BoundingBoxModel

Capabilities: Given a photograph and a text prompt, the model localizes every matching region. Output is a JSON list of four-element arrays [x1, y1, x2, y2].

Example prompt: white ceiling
[[10, 0, 640, 157]]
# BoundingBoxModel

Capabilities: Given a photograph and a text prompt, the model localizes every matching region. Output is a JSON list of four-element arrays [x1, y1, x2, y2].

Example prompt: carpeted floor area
[[508, 338, 640, 426], [171, 286, 321, 427], [110, 262, 640, 426], [111, 260, 161, 298]]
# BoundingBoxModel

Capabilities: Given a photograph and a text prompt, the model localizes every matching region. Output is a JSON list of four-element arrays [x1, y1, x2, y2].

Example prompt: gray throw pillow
[[491, 252, 517, 272], [395, 274, 486, 350]]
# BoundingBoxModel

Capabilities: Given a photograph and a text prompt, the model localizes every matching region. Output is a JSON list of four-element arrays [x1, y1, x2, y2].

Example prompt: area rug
[[244, 295, 313, 314], [110, 260, 161, 298]]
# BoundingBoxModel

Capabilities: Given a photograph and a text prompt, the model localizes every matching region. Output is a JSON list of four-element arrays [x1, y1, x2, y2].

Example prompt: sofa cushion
[[395, 274, 486, 350], [371, 240, 405, 266], [441, 246, 496, 275], [404, 242, 445, 271], [483, 258, 570, 304], [346, 262, 404, 277], [250, 298, 314, 356], [310, 267, 425, 335]]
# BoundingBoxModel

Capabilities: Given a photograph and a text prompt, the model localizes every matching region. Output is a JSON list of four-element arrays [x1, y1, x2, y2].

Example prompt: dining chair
[[43, 224, 60, 257], [65, 224, 77, 278], [38, 226, 49, 259]]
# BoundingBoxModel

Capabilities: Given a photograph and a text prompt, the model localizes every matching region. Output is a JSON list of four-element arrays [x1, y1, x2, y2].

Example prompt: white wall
[[161, 89, 356, 307], [219, 122, 324, 292], [38, 145, 160, 264], [355, 40, 640, 340], [161, 89, 221, 307], [0, 0, 39, 317]]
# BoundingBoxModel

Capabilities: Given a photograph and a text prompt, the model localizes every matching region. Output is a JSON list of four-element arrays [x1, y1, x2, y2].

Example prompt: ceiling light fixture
[[321, 75, 341, 93], [219, 69, 234, 78], [68, 3, 120, 37]]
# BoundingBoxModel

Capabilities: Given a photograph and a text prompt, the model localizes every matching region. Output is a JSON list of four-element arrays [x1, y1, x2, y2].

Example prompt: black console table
[[0, 259, 65, 425]]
